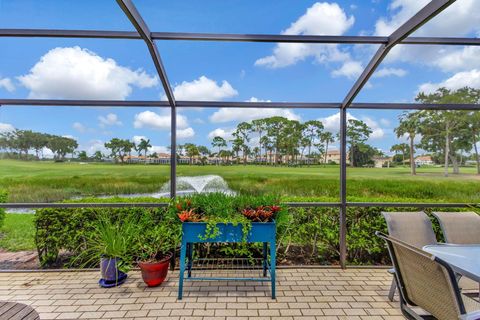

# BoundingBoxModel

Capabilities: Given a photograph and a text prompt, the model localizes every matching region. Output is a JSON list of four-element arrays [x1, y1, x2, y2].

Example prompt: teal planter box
[[182, 221, 276, 243], [178, 221, 276, 299]]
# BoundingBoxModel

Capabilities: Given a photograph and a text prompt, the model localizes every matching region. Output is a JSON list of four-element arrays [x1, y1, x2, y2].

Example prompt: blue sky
[[1, 0, 479, 156]]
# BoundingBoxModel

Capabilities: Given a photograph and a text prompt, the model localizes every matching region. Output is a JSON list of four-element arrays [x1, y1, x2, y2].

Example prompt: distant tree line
[[0, 130, 78, 161], [204, 116, 380, 167]]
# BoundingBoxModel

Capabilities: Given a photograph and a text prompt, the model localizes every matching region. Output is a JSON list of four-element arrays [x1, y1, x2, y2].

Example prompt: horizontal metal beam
[[402, 37, 480, 46], [177, 101, 340, 109], [0, 202, 476, 209], [284, 202, 341, 208], [0, 99, 339, 109], [0, 29, 140, 39], [349, 103, 480, 110], [1, 29, 479, 46], [347, 202, 478, 208], [2, 99, 479, 110], [0, 99, 170, 107]]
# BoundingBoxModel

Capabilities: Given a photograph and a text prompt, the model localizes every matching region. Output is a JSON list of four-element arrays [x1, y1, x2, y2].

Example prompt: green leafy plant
[[0, 190, 6, 228], [169, 193, 284, 241], [134, 211, 181, 262], [72, 213, 139, 273]]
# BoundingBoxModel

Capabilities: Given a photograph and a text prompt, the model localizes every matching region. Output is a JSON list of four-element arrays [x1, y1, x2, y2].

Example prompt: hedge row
[[34, 203, 478, 267], [0, 190, 6, 228]]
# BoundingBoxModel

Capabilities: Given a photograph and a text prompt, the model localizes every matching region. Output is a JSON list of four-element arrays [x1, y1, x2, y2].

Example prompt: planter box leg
[[262, 242, 268, 277], [178, 240, 187, 300], [187, 243, 193, 278], [270, 240, 276, 299]]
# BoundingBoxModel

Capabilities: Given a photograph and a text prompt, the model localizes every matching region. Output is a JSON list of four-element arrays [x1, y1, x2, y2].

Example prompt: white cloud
[[380, 118, 391, 127], [210, 97, 300, 123], [375, 0, 480, 37], [361, 116, 385, 140], [150, 145, 169, 154], [320, 112, 385, 140], [84, 139, 108, 156], [210, 108, 300, 123], [255, 2, 355, 69], [247, 97, 271, 103], [164, 76, 238, 101], [431, 47, 480, 73], [72, 122, 87, 133], [375, 0, 480, 71], [372, 67, 407, 78], [332, 61, 363, 79], [98, 113, 122, 128], [133, 110, 188, 130], [208, 128, 235, 140], [0, 122, 15, 133], [18, 46, 158, 100], [320, 112, 354, 133], [132, 135, 148, 145], [177, 127, 195, 139], [418, 69, 480, 94], [0, 77, 15, 92]]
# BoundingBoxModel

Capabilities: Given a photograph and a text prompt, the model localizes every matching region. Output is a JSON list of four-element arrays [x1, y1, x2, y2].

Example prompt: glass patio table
[[423, 244, 480, 283]]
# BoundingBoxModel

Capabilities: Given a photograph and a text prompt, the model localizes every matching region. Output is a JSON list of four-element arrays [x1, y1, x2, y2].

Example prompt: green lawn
[[0, 214, 36, 251], [0, 159, 479, 203]]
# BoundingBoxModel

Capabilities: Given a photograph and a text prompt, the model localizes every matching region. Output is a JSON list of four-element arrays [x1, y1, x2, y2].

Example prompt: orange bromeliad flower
[[242, 206, 276, 222], [178, 209, 201, 222]]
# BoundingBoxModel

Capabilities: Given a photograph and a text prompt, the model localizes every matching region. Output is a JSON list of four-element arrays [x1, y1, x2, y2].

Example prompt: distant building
[[414, 155, 434, 166], [321, 150, 352, 164], [373, 156, 393, 168], [124, 154, 190, 164], [323, 150, 341, 164]]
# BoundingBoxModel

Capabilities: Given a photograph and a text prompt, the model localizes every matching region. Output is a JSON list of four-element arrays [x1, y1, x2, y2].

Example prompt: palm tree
[[252, 119, 265, 164], [184, 143, 199, 165], [321, 132, 335, 165], [390, 143, 409, 165], [395, 112, 420, 175], [137, 138, 152, 164], [211, 136, 227, 164]]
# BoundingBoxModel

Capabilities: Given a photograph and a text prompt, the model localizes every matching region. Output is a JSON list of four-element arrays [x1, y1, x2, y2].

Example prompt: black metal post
[[170, 106, 177, 198], [339, 108, 348, 269]]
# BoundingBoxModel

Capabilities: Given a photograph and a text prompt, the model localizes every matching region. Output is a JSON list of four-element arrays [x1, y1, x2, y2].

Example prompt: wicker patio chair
[[432, 211, 480, 296], [376, 232, 480, 320], [382, 211, 437, 302], [432, 212, 480, 244]]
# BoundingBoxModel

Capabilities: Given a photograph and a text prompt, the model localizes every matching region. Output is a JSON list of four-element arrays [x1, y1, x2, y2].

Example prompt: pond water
[[6, 175, 235, 214]]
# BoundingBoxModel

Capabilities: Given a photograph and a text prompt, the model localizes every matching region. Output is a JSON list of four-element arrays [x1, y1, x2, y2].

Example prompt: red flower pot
[[138, 253, 172, 287]]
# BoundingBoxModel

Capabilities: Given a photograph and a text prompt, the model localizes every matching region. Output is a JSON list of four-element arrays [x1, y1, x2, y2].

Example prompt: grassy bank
[[0, 214, 36, 251], [1, 159, 479, 203]]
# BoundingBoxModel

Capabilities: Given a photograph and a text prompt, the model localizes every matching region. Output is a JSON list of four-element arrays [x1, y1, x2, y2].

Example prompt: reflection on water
[[6, 175, 235, 214]]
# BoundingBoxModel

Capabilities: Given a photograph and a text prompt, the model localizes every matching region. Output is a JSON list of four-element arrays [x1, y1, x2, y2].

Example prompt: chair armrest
[[461, 310, 480, 320]]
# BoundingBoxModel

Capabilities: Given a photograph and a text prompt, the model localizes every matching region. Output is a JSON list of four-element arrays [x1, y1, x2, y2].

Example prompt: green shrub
[[0, 190, 6, 228], [34, 195, 479, 267], [35, 206, 171, 266]]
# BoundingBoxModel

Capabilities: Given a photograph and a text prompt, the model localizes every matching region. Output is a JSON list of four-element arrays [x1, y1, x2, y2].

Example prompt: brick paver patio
[[0, 268, 404, 319]]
